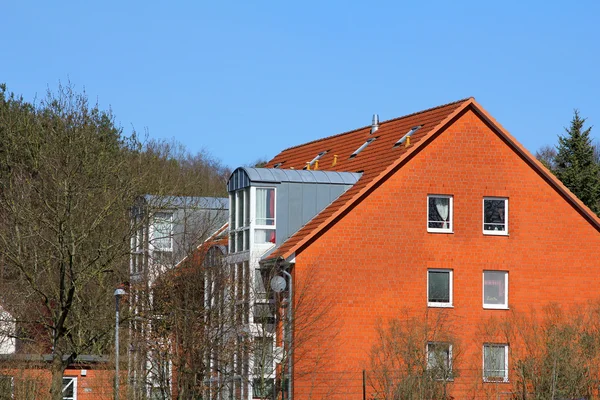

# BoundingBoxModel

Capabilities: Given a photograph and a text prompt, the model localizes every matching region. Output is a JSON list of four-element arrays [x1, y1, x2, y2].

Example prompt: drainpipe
[[281, 265, 293, 400]]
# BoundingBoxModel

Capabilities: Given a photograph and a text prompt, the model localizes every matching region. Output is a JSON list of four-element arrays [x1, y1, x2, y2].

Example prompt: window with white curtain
[[483, 271, 508, 309], [254, 188, 276, 244], [428, 195, 453, 233]]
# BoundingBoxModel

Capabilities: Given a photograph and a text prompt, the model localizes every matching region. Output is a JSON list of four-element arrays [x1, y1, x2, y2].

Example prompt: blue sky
[[2, 1, 599, 169]]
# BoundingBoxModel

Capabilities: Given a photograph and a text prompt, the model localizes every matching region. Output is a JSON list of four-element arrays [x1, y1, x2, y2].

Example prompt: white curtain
[[435, 199, 449, 229], [256, 188, 267, 225]]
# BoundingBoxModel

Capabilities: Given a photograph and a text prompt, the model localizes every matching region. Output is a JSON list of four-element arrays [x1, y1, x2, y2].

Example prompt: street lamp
[[270, 268, 293, 400], [114, 288, 126, 400]]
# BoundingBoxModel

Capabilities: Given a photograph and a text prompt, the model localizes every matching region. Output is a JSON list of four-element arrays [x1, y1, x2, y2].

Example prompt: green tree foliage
[[553, 110, 600, 214]]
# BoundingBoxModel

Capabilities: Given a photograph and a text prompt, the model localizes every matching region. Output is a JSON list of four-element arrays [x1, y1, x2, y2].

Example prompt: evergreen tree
[[554, 110, 600, 214]]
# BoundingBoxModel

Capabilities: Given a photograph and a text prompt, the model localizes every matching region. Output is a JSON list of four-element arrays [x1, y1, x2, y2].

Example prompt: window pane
[[236, 231, 243, 251], [256, 188, 275, 226], [428, 196, 451, 230], [230, 194, 236, 229], [484, 271, 506, 306], [253, 337, 274, 375], [254, 303, 275, 324], [429, 271, 450, 303], [254, 268, 267, 297], [255, 229, 276, 244], [237, 190, 244, 228], [253, 378, 274, 398], [484, 345, 506, 379], [244, 189, 250, 226], [62, 377, 75, 399], [427, 343, 451, 370], [484, 199, 506, 231], [153, 212, 172, 251]]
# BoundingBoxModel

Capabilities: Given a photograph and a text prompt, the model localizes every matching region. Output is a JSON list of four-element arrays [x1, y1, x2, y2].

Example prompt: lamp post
[[270, 267, 293, 400], [114, 288, 126, 400]]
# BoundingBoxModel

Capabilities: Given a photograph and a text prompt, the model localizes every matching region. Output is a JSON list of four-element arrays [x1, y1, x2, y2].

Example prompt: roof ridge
[[264, 99, 474, 261], [276, 97, 473, 153]]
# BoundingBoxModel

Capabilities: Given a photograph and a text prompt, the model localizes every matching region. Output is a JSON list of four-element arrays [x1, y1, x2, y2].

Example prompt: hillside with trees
[[0, 83, 229, 399]]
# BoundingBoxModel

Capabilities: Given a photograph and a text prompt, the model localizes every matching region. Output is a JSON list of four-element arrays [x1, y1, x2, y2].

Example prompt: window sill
[[483, 305, 509, 310], [483, 378, 509, 384], [483, 231, 508, 236], [428, 303, 454, 308], [427, 230, 454, 234]]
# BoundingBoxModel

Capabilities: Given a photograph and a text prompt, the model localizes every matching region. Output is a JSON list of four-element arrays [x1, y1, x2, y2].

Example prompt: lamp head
[[114, 288, 126, 297]]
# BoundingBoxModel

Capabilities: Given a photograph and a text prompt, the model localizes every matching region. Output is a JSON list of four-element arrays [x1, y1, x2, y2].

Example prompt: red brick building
[[228, 98, 600, 399]]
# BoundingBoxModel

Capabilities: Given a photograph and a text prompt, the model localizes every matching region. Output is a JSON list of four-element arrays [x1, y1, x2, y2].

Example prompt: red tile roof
[[262, 98, 600, 262], [262, 98, 472, 260]]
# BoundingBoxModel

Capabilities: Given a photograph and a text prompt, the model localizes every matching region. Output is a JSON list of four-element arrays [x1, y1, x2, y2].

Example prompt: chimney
[[371, 114, 379, 134]]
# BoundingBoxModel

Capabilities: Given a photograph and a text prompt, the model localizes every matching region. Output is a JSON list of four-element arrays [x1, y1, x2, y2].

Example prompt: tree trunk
[[50, 354, 66, 400]]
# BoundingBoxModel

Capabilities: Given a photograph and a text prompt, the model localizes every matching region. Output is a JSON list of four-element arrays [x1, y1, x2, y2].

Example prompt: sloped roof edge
[[174, 222, 229, 269], [266, 99, 600, 261], [142, 194, 228, 210], [469, 99, 600, 231]]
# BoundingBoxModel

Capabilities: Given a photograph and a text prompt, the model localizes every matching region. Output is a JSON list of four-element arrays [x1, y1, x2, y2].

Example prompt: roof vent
[[303, 151, 328, 170], [350, 137, 377, 158], [394, 126, 422, 147], [371, 114, 379, 134]]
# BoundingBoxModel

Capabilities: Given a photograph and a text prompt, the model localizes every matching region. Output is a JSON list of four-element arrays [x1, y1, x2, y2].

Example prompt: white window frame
[[427, 342, 453, 379], [483, 270, 508, 309], [62, 376, 77, 400], [151, 212, 173, 252], [483, 344, 509, 382], [229, 188, 250, 253], [427, 195, 453, 233], [483, 197, 508, 235], [427, 269, 453, 308], [252, 187, 276, 246]]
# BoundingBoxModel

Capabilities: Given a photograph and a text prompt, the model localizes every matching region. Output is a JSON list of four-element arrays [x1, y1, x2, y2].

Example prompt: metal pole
[[114, 288, 125, 400], [281, 269, 293, 400], [363, 370, 366, 400]]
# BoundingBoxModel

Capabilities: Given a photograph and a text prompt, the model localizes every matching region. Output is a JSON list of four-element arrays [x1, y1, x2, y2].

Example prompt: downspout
[[279, 260, 293, 400]]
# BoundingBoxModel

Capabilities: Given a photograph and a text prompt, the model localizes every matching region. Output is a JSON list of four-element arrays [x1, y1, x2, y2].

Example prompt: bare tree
[[486, 303, 600, 400], [249, 263, 341, 400], [0, 83, 145, 399], [368, 309, 459, 400], [535, 145, 558, 171]]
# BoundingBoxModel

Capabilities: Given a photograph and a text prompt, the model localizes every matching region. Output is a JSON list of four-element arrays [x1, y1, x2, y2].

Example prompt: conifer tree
[[554, 110, 600, 214]]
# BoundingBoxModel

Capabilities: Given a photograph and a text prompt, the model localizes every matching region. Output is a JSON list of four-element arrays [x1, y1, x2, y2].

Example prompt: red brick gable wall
[[292, 109, 600, 399]]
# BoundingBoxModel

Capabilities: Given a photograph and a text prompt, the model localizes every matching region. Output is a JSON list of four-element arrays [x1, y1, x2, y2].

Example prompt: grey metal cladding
[[227, 167, 361, 190], [227, 167, 362, 248]]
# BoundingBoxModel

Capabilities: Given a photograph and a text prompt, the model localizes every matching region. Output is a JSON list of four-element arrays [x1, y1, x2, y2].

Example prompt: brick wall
[[292, 109, 600, 399]]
